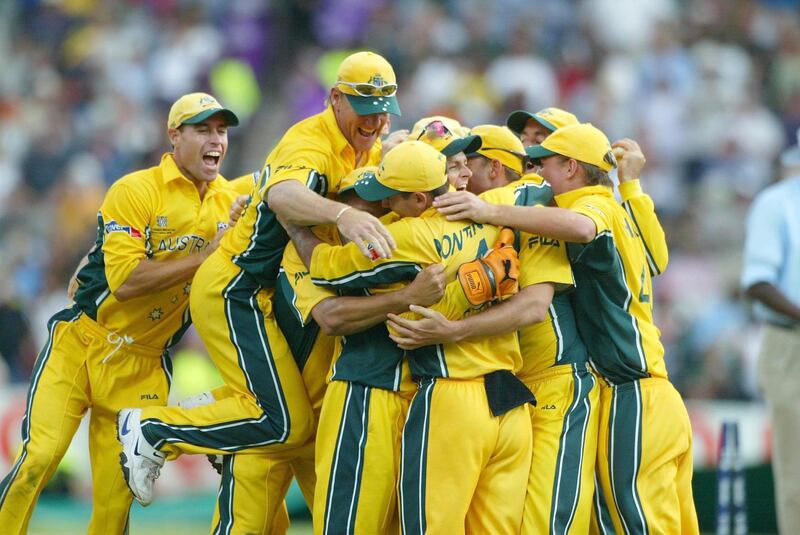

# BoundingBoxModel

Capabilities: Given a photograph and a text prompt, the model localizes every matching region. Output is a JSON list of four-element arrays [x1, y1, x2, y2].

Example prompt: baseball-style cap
[[354, 141, 447, 201], [412, 118, 481, 157], [168, 93, 239, 130], [339, 166, 379, 195], [526, 123, 617, 172], [409, 116, 470, 139], [335, 51, 401, 116], [506, 107, 578, 135], [468, 124, 527, 175]]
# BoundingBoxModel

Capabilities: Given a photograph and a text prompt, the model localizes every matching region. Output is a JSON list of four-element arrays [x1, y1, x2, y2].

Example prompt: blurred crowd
[[2, 0, 799, 398]]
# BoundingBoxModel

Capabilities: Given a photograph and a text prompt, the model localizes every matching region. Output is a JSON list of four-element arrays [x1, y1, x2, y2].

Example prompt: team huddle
[[0, 51, 699, 534]]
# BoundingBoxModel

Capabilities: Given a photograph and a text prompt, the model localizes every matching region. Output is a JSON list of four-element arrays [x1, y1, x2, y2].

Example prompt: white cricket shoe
[[117, 408, 165, 506], [177, 391, 224, 475]]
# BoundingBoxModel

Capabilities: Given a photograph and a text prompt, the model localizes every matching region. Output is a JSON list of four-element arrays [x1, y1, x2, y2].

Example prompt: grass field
[[28, 493, 313, 534]]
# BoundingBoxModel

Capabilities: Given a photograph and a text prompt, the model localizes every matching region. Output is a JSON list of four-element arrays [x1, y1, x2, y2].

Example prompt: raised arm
[[614, 138, 668, 276]]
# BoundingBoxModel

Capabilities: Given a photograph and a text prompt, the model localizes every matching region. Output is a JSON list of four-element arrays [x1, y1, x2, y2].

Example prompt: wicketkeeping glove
[[457, 228, 520, 308]]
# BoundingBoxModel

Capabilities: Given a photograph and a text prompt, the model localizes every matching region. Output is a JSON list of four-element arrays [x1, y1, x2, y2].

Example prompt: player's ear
[[167, 127, 180, 148], [330, 88, 341, 111]]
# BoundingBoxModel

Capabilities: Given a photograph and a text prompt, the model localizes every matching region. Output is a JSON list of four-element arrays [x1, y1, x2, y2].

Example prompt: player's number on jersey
[[638, 267, 650, 303]]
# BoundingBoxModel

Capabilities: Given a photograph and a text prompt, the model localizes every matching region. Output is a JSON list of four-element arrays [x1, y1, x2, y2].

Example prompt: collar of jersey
[[160, 153, 224, 193], [554, 184, 611, 208]]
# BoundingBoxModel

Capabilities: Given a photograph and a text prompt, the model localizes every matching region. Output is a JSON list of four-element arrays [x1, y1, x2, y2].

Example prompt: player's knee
[[280, 409, 314, 448], [12, 449, 62, 490]]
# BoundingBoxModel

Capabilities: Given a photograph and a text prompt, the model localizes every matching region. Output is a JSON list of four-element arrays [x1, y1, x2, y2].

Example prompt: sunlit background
[[1, 0, 798, 533]]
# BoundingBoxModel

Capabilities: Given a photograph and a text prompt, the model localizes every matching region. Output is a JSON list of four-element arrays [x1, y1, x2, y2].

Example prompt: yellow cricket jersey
[[481, 176, 589, 381], [277, 217, 415, 391], [555, 185, 667, 384], [73, 153, 239, 349], [228, 171, 260, 195], [310, 208, 521, 380], [218, 106, 383, 287]]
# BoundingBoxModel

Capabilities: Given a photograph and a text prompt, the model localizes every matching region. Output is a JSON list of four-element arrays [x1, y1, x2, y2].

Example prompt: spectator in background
[[741, 135, 800, 534]]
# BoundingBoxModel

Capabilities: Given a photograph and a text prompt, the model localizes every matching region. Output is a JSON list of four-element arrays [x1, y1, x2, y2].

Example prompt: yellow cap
[[469, 124, 526, 174], [339, 166, 379, 195], [335, 51, 401, 116], [354, 141, 447, 201], [167, 92, 239, 130], [409, 116, 470, 139], [526, 123, 617, 172], [506, 107, 578, 134]]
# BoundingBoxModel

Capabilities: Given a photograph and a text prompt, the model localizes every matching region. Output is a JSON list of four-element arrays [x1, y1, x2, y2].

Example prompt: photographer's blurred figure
[[741, 133, 800, 534]]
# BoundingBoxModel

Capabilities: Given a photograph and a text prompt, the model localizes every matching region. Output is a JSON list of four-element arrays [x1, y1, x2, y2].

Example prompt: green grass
[[28, 493, 313, 534]]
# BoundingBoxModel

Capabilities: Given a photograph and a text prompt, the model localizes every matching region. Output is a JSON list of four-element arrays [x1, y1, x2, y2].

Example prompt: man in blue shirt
[[741, 136, 800, 533]]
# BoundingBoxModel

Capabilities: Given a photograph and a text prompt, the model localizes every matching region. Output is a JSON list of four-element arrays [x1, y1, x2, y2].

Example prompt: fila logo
[[156, 216, 168, 227], [541, 404, 556, 410], [140, 394, 159, 400]]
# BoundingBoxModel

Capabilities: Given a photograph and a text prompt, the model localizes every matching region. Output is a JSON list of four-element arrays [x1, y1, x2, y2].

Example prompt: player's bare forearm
[[284, 223, 322, 269], [746, 282, 800, 322], [313, 291, 414, 336], [488, 205, 597, 244], [267, 181, 347, 226], [387, 283, 554, 349], [312, 264, 445, 336], [114, 254, 206, 301]]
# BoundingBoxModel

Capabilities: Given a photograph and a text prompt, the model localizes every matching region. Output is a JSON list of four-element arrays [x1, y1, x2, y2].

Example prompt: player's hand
[[387, 304, 459, 349], [382, 129, 409, 156], [402, 264, 446, 307], [336, 207, 396, 260], [202, 227, 227, 261], [228, 194, 250, 227], [612, 139, 646, 183], [433, 191, 495, 223]]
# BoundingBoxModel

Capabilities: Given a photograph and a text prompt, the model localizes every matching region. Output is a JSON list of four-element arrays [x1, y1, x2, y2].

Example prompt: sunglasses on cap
[[416, 121, 452, 140], [337, 80, 398, 97]]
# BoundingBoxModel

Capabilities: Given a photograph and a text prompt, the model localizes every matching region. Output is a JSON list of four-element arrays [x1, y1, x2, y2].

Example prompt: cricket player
[[203, 167, 446, 535], [287, 141, 533, 535], [506, 106, 579, 147], [434, 123, 699, 534], [410, 116, 479, 191], [0, 92, 241, 534], [388, 124, 600, 534], [115, 51, 404, 509]]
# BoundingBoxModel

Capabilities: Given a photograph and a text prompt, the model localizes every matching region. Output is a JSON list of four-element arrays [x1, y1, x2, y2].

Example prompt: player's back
[[557, 185, 666, 383]]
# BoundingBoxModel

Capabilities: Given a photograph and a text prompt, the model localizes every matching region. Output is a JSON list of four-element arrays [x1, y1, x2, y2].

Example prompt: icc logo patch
[[156, 216, 168, 227]]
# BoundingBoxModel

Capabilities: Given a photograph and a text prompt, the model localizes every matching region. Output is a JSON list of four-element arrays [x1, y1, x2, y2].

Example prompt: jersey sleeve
[[517, 231, 574, 289], [569, 197, 612, 235], [98, 181, 153, 293], [310, 217, 439, 291], [264, 141, 331, 196], [618, 179, 669, 276], [229, 171, 259, 195], [281, 242, 337, 325]]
